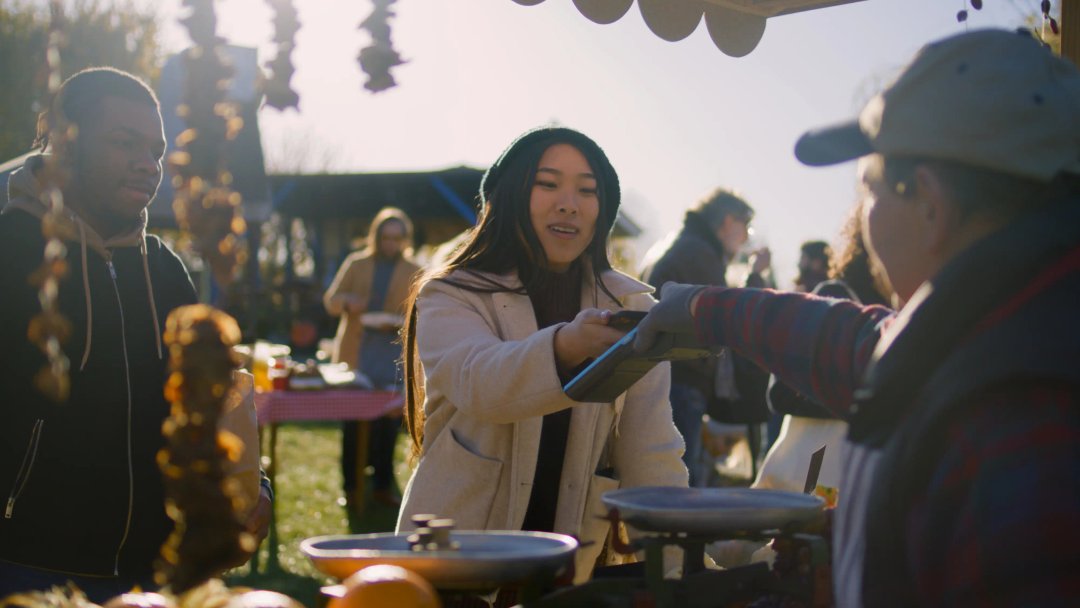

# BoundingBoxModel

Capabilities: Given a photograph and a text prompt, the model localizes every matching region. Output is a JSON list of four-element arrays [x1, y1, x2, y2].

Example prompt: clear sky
[[145, 0, 1042, 285]]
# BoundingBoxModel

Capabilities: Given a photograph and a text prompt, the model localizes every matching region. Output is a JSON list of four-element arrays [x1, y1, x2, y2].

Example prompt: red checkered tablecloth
[[254, 389, 403, 425]]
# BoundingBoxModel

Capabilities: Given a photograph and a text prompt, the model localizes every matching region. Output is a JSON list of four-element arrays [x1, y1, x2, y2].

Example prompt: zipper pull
[[107, 260, 117, 280], [5, 497, 14, 519]]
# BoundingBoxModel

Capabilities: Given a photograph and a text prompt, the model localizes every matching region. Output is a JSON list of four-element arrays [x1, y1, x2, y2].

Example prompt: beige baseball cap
[[795, 28, 1080, 182]]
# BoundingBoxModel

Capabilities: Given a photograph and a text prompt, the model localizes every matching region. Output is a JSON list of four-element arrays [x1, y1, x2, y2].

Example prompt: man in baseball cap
[[636, 28, 1080, 606]]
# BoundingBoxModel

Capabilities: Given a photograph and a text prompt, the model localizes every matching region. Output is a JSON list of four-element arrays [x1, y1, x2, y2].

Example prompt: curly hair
[[830, 201, 892, 306]]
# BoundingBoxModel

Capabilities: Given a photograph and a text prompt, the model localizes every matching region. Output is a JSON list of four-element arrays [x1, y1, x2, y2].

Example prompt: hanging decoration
[[506, 0, 861, 57], [958, 1, 1060, 40], [155, 304, 252, 593], [358, 0, 405, 92], [573, 0, 634, 25], [28, 1, 73, 402], [1042, 0, 1060, 34], [170, 0, 247, 287], [262, 0, 301, 110]]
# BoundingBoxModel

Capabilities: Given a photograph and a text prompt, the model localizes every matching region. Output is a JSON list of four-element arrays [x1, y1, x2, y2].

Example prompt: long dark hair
[[402, 129, 620, 457]]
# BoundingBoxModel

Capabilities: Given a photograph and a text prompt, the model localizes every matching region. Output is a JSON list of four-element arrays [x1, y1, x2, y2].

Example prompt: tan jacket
[[324, 251, 421, 369], [396, 268, 688, 582]]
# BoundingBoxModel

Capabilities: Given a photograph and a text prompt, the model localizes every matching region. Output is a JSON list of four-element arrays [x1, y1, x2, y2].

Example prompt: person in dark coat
[[794, 239, 831, 293], [0, 68, 270, 603], [641, 188, 771, 485]]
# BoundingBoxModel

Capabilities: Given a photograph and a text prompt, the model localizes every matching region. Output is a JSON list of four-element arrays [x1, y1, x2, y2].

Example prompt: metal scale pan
[[301, 530, 578, 591], [602, 486, 825, 536]]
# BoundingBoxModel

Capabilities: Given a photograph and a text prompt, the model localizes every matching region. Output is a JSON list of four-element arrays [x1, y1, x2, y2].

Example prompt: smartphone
[[607, 310, 647, 331]]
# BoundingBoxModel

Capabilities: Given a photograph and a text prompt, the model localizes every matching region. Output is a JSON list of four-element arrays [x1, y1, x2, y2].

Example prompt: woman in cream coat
[[397, 127, 688, 583]]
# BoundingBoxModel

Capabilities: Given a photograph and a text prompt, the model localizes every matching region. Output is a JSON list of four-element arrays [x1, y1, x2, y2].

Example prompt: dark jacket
[[856, 198, 1080, 606], [0, 160, 197, 582], [644, 212, 769, 422]]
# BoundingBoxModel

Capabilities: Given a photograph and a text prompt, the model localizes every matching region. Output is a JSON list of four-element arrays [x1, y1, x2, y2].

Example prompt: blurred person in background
[[324, 207, 420, 511], [794, 239, 831, 293], [641, 188, 771, 486]]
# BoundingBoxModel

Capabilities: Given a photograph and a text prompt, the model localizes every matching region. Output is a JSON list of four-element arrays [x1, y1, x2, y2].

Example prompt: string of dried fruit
[[358, 0, 405, 93], [155, 304, 252, 594], [1042, 0, 1061, 35], [169, 0, 247, 287], [958, 0, 1060, 35], [263, 0, 301, 110], [27, 1, 74, 403]]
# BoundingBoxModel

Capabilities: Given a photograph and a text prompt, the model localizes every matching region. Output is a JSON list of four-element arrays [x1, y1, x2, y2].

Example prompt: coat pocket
[[405, 428, 504, 530], [573, 472, 621, 582], [5, 419, 45, 519]]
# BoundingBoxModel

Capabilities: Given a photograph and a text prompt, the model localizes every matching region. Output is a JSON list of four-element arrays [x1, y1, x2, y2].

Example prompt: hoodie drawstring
[[78, 224, 163, 367], [78, 221, 93, 372], [140, 241, 163, 360]]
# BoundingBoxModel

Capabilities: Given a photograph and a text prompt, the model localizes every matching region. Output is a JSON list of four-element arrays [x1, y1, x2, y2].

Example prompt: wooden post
[[1063, 0, 1079, 66]]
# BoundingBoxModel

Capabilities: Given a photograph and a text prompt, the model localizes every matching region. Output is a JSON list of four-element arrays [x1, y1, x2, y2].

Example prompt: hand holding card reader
[[563, 326, 718, 402]]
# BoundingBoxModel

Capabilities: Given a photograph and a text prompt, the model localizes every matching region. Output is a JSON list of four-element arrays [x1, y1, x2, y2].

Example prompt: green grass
[[224, 422, 412, 606]]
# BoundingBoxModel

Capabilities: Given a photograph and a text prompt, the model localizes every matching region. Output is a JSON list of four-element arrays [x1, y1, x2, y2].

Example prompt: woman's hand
[[554, 308, 626, 372]]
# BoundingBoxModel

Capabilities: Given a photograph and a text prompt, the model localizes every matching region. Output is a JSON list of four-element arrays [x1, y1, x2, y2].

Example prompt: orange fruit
[[329, 565, 441, 608]]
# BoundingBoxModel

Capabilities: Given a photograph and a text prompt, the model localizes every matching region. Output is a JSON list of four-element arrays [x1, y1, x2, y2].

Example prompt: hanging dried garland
[[24, 0, 405, 400], [358, 0, 405, 93], [262, 0, 301, 110], [154, 304, 252, 594], [958, 0, 1060, 36], [27, 1, 73, 403], [1042, 0, 1061, 34], [169, 0, 247, 287]]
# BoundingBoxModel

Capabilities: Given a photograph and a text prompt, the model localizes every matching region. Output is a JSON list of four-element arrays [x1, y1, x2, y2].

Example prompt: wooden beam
[[1063, 0, 1079, 66]]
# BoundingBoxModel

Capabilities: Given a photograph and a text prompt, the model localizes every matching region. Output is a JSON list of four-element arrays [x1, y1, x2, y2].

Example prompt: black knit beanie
[[480, 126, 621, 228]]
